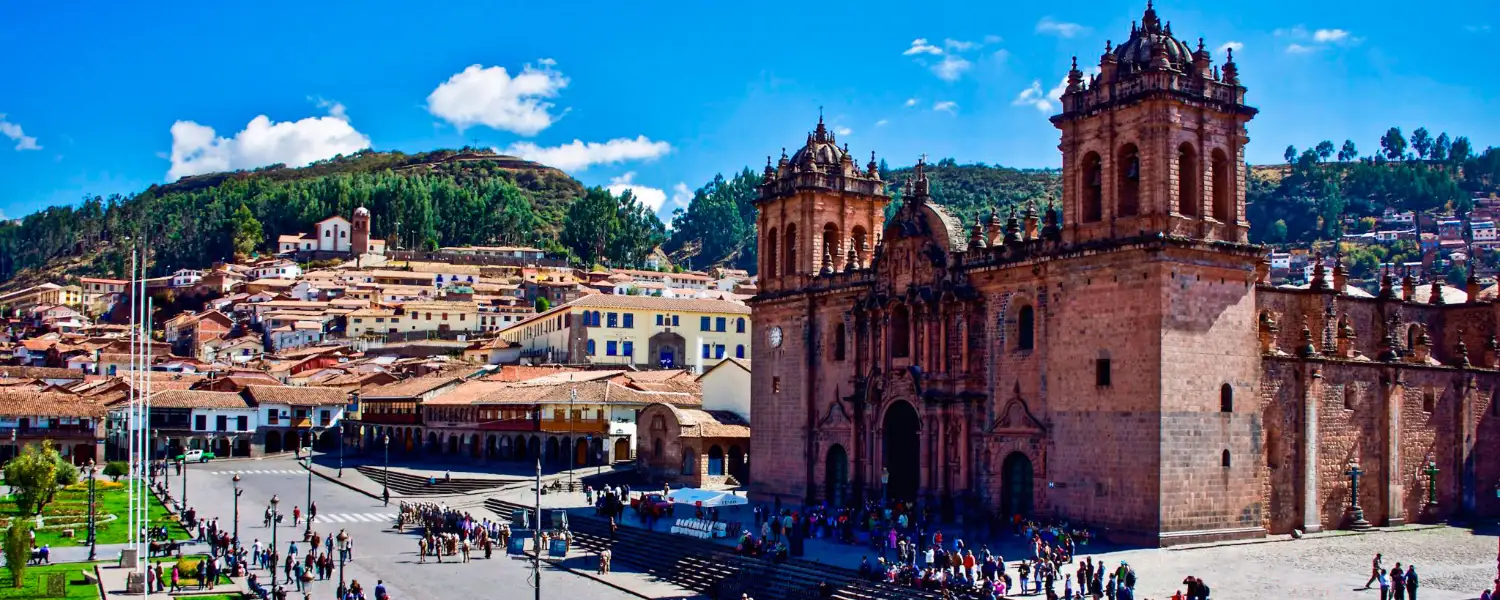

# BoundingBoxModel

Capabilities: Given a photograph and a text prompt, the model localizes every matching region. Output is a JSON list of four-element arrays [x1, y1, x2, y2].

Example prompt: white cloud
[[0, 114, 40, 151], [983, 34, 1002, 44], [904, 98, 919, 108], [834, 126, 852, 136], [0, 208, 6, 220], [501, 135, 671, 172], [667, 182, 693, 214], [931, 55, 972, 82], [933, 101, 958, 115], [1279, 25, 1360, 53], [166, 103, 370, 181], [875, 119, 889, 127], [944, 38, 977, 52], [991, 49, 1011, 62], [606, 172, 666, 212], [902, 38, 943, 56], [1012, 80, 1054, 113], [1036, 17, 1088, 38], [426, 60, 568, 136], [1465, 24, 1491, 33], [1218, 41, 1244, 54], [1312, 28, 1349, 43]]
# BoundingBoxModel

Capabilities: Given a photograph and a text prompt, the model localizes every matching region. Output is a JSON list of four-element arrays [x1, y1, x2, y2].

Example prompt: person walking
[[169, 565, 181, 593], [1365, 553, 1384, 589], [1404, 566, 1418, 600]]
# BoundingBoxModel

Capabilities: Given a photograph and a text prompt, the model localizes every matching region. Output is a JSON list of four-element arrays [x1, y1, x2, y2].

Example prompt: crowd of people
[[399, 501, 513, 563], [1363, 553, 1420, 600]]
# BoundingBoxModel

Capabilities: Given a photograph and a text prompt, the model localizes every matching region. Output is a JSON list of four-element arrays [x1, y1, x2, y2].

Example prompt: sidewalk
[[96, 562, 247, 600], [526, 538, 704, 599]]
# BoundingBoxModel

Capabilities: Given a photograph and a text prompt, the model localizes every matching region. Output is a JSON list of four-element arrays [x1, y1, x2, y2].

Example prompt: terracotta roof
[[423, 380, 510, 405], [361, 376, 460, 400], [148, 390, 252, 410], [242, 385, 348, 406], [0, 391, 108, 418], [482, 366, 581, 383], [467, 379, 699, 407], [0, 366, 86, 380], [656, 404, 749, 439]]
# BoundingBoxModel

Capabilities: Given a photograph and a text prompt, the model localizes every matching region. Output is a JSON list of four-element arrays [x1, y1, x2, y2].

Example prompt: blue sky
[[1, 1, 1495, 223]]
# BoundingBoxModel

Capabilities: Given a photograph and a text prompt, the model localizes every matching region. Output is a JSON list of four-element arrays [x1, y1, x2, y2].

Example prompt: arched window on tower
[[1178, 143, 1199, 216], [1081, 152, 1103, 223], [834, 322, 847, 361], [784, 223, 798, 277], [822, 223, 840, 267], [1220, 383, 1233, 412], [1017, 305, 1035, 351], [766, 227, 779, 278], [851, 226, 868, 265], [1118, 144, 1140, 217], [1212, 149, 1232, 222], [1221, 449, 1232, 468], [890, 304, 911, 358]]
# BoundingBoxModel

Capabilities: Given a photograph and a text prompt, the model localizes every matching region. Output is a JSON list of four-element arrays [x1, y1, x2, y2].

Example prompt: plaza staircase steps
[[354, 466, 504, 496], [483, 498, 941, 600]]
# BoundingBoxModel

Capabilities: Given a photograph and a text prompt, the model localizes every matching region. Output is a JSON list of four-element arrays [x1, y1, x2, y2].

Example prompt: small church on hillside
[[277, 207, 386, 259]]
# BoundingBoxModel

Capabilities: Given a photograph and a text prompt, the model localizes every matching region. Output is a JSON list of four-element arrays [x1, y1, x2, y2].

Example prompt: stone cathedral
[[747, 3, 1500, 546]]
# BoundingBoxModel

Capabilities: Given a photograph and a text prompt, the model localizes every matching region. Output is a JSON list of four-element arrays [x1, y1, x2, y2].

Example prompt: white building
[[251, 260, 302, 280], [171, 269, 205, 288], [316, 216, 353, 253]]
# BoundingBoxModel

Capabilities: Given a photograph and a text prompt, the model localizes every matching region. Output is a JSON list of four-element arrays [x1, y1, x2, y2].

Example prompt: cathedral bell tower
[[755, 115, 889, 293], [1051, 1, 1256, 245]]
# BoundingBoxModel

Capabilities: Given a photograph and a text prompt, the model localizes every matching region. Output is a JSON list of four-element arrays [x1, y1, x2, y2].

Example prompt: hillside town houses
[[0, 213, 753, 466]]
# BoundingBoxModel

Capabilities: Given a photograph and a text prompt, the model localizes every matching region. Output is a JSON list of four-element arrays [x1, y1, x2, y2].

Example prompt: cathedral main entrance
[[882, 400, 920, 501], [825, 444, 848, 507], [1000, 452, 1034, 518]]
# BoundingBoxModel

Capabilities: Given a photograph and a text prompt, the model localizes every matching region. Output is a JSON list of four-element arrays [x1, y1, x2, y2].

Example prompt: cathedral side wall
[[1156, 252, 1264, 541], [1043, 248, 1164, 538], [750, 296, 813, 502]]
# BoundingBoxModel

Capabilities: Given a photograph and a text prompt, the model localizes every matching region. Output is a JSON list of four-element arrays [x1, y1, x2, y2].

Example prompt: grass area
[[0, 480, 188, 547], [149, 554, 233, 587], [0, 562, 101, 599]]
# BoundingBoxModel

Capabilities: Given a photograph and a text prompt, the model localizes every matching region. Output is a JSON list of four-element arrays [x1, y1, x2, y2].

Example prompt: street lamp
[[1423, 455, 1440, 507], [180, 457, 188, 508], [382, 434, 391, 503], [86, 459, 97, 561], [232, 474, 242, 553], [268, 494, 280, 588], [304, 427, 322, 538]]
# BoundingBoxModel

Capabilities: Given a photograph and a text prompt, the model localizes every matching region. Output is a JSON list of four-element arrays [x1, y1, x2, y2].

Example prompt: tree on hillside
[[1411, 127, 1433, 160], [1284, 145, 1298, 165], [1381, 127, 1408, 161], [3, 441, 62, 515], [561, 187, 617, 265], [1431, 132, 1451, 162], [1338, 140, 1358, 162], [230, 203, 264, 257], [1315, 141, 1335, 163], [1447, 263, 1468, 287], [560, 187, 665, 268], [534, 297, 550, 313], [1450, 136, 1472, 165]]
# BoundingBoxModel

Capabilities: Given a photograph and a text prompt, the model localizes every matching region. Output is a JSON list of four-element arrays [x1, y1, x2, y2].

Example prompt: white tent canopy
[[665, 488, 748, 507]]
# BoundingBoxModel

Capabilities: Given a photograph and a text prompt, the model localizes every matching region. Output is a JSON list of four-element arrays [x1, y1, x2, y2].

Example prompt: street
[[178, 455, 639, 600]]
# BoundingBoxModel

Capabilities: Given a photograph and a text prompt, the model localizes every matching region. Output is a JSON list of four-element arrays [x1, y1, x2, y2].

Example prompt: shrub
[[103, 461, 128, 482], [3, 520, 30, 588]]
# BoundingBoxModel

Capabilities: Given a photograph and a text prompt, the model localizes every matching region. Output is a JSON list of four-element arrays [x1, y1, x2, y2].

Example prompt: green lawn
[[0, 562, 101, 599], [0, 480, 188, 547], [150, 554, 233, 588]]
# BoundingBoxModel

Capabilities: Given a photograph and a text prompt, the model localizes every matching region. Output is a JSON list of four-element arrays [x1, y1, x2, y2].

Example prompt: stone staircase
[[355, 466, 507, 496], [483, 498, 942, 600]]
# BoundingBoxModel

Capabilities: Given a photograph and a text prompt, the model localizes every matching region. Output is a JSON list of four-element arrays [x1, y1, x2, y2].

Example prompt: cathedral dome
[[788, 116, 848, 169], [1113, 1, 1194, 72]]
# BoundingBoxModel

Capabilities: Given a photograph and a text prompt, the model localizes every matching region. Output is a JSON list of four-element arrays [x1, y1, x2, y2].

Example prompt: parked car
[[630, 492, 672, 517], [174, 449, 215, 463]]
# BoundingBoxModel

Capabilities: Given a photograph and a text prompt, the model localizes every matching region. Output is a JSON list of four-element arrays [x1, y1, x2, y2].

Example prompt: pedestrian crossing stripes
[[312, 513, 395, 523], [204, 469, 303, 475]]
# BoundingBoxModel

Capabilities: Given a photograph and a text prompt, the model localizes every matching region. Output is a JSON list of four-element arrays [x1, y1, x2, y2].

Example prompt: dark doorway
[[727, 445, 746, 482], [264, 431, 282, 454], [825, 444, 849, 508], [882, 400, 920, 500], [1000, 452, 1034, 518], [575, 438, 589, 467]]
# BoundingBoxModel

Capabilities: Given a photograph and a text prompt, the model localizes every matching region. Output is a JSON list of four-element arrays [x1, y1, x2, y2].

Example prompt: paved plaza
[[168, 455, 1499, 600]]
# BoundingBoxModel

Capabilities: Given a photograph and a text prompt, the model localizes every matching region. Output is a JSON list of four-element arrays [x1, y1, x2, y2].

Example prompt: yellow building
[[0, 283, 82, 313], [498, 294, 751, 369], [347, 307, 400, 338], [396, 300, 480, 333]]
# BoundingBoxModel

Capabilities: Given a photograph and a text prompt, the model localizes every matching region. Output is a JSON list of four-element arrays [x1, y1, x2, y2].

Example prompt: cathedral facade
[[747, 3, 1500, 546]]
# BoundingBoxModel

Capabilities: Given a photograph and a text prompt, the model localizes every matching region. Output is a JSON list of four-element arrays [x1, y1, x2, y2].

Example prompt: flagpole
[[126, 243, 137, 553], [142, 294, 153, 572]]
